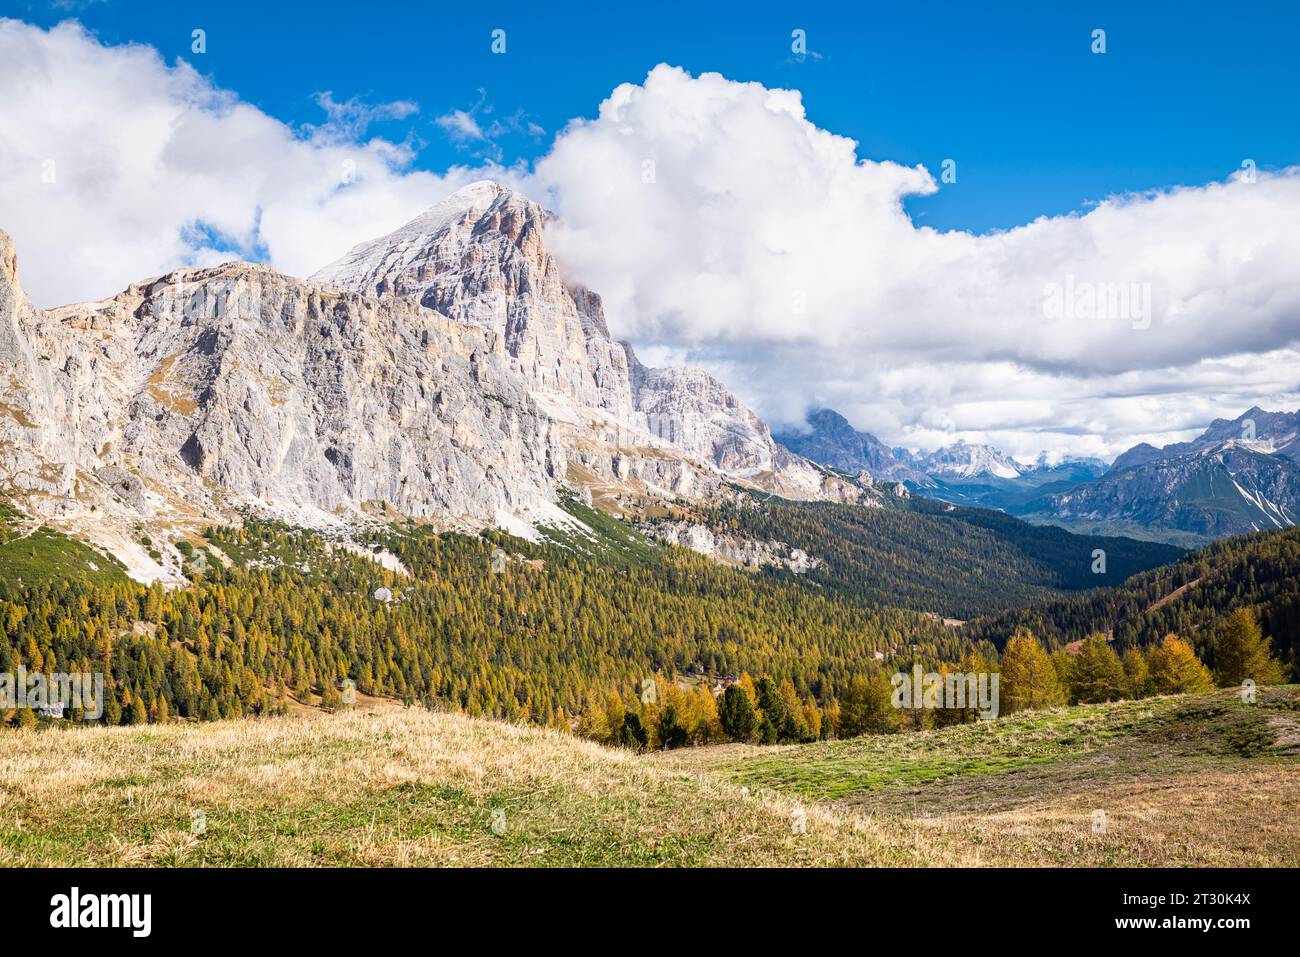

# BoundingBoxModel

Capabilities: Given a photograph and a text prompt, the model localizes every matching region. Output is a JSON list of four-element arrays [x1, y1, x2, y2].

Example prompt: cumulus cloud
[[436, 91, 546, 163], [436, 109, 487, 145], [0, 18, 489, 306], [309, 91, 419, 141], [530, 65, 1300, 457], [2, 26, 1296, 459]]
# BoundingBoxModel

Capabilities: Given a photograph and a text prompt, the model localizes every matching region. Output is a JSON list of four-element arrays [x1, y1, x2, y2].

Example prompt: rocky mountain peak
[[0, 233, 570, 582], [311, 180, 633, 418], [917, 440, 1025, 479], [0, 181, 873, 584], [311, 183, 845, 501], [311, 180, 540, 301], [773, 407, 930, 483]]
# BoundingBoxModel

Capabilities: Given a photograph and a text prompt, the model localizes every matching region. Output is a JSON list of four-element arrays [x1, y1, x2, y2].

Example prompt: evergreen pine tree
[[718, 684, 757, 741], [619, 712, 647, 750], [754, 676, 786, 734], [656, 703, 688, 750]]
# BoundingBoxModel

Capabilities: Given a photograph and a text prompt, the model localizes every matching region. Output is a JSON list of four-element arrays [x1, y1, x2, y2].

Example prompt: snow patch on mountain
[[910, 440, 1026, 479]]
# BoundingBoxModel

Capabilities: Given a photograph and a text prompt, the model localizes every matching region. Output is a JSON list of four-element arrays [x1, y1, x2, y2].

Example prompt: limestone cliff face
[[311, 182, 635, 421], [0, 236, 561, 533], [1, 182, 874, 582], [0, 227, 69, 505], [312, 181, 836, 499], [639, 519, 821, 573]]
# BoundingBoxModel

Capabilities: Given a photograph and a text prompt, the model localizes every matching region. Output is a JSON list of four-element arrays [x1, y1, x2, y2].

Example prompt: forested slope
[[0, 509, 984, 728], [962, 527, 1300, 669], [691, 495, 1183, 619]]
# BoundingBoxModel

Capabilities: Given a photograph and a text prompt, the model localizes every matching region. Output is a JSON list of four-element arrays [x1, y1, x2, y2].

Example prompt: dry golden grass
[[656, 688, 1300, 867], [4, 689, 1295, 867], [0, 702, 949, 867], [917, 766, 1300, 866]]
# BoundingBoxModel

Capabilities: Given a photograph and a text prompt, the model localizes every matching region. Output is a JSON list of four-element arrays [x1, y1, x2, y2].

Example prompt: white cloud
[[0, 18, 487, 306], [2, 27, 1296, 460], [435, 92, 546, 163], [310, 91, 419, 140], [529, 65, 1300, 457], [436, 109, 487, 144]]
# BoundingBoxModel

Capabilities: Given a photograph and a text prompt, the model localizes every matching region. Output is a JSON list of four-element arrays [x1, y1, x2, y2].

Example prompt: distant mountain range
[[1024, 408, 1300, 545], [776, 406, 1300, 546], [773, 408, 1107, 507], [897, 440, 1027, 480], [772, 409, 929, 484], [1110, 407, 1300, 471]]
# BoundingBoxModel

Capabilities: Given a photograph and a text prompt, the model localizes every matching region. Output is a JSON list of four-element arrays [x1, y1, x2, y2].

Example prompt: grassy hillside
[[656, 686, 1300, 867], [3, 689, 1294, 867], [0, 502, 129, 587], [0, 702, 934, 867]]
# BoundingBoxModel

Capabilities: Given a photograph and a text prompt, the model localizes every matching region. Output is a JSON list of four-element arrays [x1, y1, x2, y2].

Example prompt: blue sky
[[14, 0, 1299, 232], [2, 3, 1298, 457]]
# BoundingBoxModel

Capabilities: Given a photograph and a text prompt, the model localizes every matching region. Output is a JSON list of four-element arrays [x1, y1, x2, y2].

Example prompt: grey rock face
[[1, 181, 866, 581], [312, 181, 830, 499], [0, 227, 73, 503], [627, 354, 767, 472], [640, 519, 821, 573], [0, 238, 561, 531], [312, 181, 635, 420]]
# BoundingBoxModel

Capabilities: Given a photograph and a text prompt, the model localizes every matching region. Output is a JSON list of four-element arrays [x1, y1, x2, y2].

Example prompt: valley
[[1, 178, 1296, 871]]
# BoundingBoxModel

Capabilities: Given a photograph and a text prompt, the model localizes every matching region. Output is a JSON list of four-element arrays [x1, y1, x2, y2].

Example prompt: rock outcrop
[[0, 240, 562, 535], [640, 519, 821, 573]]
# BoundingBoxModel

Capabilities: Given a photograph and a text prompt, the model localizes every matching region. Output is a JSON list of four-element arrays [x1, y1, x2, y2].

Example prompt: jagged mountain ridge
[[311, 181, 850, 501], [0, 183, 871, 581], [905, 440, 1026, 480], [773, 407, 1113, 515], [1031, 441, 1300, 543], [1023, 408, 1300, 544], [1111, 407, 1300, 471], [773, 408, 930, 483]]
